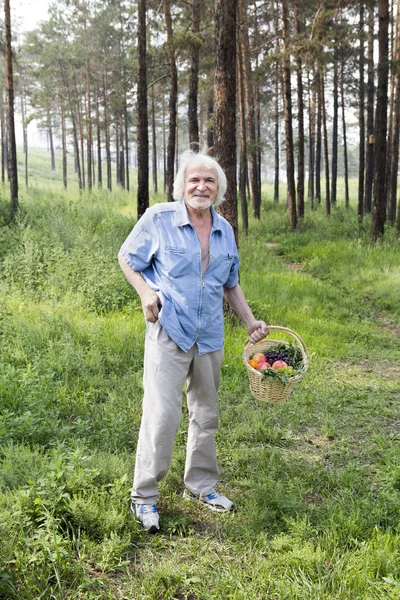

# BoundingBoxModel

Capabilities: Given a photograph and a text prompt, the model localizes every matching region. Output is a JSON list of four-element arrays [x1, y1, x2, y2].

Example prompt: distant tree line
[[1, 0, 399, 241]]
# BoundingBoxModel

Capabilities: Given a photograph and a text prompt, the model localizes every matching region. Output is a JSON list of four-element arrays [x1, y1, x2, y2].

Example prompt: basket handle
[[245, 325, 309, 370]]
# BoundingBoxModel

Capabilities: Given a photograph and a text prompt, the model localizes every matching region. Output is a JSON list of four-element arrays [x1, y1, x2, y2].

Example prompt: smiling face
[[183, 165, 219, 212]]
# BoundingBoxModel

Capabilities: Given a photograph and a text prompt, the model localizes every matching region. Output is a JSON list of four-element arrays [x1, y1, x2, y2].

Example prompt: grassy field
[[0, 150, 400, 599]]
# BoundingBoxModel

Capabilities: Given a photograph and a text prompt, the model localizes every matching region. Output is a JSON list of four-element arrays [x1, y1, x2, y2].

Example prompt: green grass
[[0, 153, 400, 598]]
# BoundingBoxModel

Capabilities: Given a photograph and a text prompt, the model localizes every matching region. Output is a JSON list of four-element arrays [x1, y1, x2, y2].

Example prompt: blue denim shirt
[[119, 199, 239, 354]]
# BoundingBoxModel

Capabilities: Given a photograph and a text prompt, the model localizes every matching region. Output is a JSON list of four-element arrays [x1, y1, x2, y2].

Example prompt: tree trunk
[[116, 124, 120, 186], [188, 0, 201, 146], [254, 4, 262, 196], [83, 16, 92, 191], [162, 93, 166, 192], [371, 0, 390, 240], [282, 0, 297, 230], [331, 55, 338, 206], [386, 0, 396, 213], [163, 0, 178, 202], [151, 85, 158, 193], [124, 102, 130, 192], [207, 93, 214, 150], [294, 0, 304, 218], [102, 58, 112, 191], [364, 4, 375, 214], [92, 138, 96, 188], [237, 25, 249, 235], [74, 73, 86, 190], [274, 1, 280, 202], [71, 109, 82, 191], [4, 0, 18, 214], [238, 0, 261, 219], [95, 86, 102, 188], [340, 32, 350, 208], [316, 69, 322, 204], [20, 93, 28, 188], [137, 0, 149, 218], [358, 2, 365, 218], [387, 0, 400, 225], [0, 92, 5, 183], [60, 89, 67, 189], [321, 68, 330, 215], [119, 116, 125, 188], [308, 71, 315, 209], [214, 0, 238, 243]]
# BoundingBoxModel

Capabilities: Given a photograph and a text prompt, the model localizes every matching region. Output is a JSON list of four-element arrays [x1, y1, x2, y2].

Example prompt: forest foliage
[[0, 0, 399, 239]]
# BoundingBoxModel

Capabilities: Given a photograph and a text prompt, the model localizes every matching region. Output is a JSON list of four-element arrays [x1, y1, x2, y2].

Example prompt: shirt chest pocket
[[209, 253, 234, 285], [165, 246, 193, 278]]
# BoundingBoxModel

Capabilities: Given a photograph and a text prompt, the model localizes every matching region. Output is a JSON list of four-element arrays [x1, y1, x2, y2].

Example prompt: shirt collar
[[174, 198, 222, 232]]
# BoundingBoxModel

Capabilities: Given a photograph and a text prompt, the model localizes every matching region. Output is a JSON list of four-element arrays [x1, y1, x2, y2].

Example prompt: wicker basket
[[243, 325, 309, 404]]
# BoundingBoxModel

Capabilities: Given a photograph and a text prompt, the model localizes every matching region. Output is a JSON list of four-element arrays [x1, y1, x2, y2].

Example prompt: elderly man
[[118, 149, 267, 532]]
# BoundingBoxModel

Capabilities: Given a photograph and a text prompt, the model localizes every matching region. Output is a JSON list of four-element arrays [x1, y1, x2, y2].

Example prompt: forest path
[[265, 242, 304, 271]]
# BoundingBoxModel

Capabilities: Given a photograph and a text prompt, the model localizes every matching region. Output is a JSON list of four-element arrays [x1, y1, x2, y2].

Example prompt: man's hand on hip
[[141, 290, 162, 323]]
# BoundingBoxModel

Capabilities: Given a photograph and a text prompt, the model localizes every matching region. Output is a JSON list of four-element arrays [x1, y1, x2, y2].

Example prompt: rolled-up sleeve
[[224, 253, 240, 288], [119, 211, 159, 273]]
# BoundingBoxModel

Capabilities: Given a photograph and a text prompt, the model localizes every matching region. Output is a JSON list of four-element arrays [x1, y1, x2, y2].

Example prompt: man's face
[[184, 165, 219, 211]]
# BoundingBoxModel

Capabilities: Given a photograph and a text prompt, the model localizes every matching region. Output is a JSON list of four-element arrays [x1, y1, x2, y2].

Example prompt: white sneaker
[[183, 488, 234, 513], [131, 502, 160, 533]]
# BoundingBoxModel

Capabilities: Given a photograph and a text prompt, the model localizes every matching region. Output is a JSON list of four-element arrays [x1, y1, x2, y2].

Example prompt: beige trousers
[[132, 320, 224, 504]]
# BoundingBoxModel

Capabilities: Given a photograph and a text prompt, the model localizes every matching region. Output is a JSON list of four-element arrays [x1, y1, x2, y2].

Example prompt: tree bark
[[162, 93, 166, 192], [214, 0, 238, 243], [316, 69, 322, 204], [60, 88, 67, 189], [237, 24, 249, 235], [0, 92, 5, 184], [386, 0, 396, 214], [207, 93, 214, 150], [274, 2, 280, 202], [83, 14, 92, 191], [387, 0, 400, 225], [238, 0, 261, 219], [95, 86, 102, 188], [71, 109, 82, 191], [282, 0, 297, 230], [4, 0, 18, 214], [74, 73, 85, 190], [116, 125, 120, 186], [163, 0, 178, 202], [371, 0, 389, 240], [294, 0, 304, 218], [331, 55, 338, 206], [20, 93, 28, 188], [188, 0, 201, 146], [124, 103, 130, 192], [340, 32, 350, 208], [137, 0, 149, 219], [254, 4, 262, 196], [102, 57, 112, 191], [358, 2, 365, 218], [364, 5, 375, 214], [118, 116, 125, 188], [151, 85, 158, 193], [321, 68, 330, 215], [307, 71, 315, 209]]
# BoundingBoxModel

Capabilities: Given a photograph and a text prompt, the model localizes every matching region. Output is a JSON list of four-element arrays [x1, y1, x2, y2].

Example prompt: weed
[[0, 165, 400, 598]]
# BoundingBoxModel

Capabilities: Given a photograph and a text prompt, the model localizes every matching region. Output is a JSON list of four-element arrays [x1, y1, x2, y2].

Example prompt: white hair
[[173, 149, 227, 207]]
